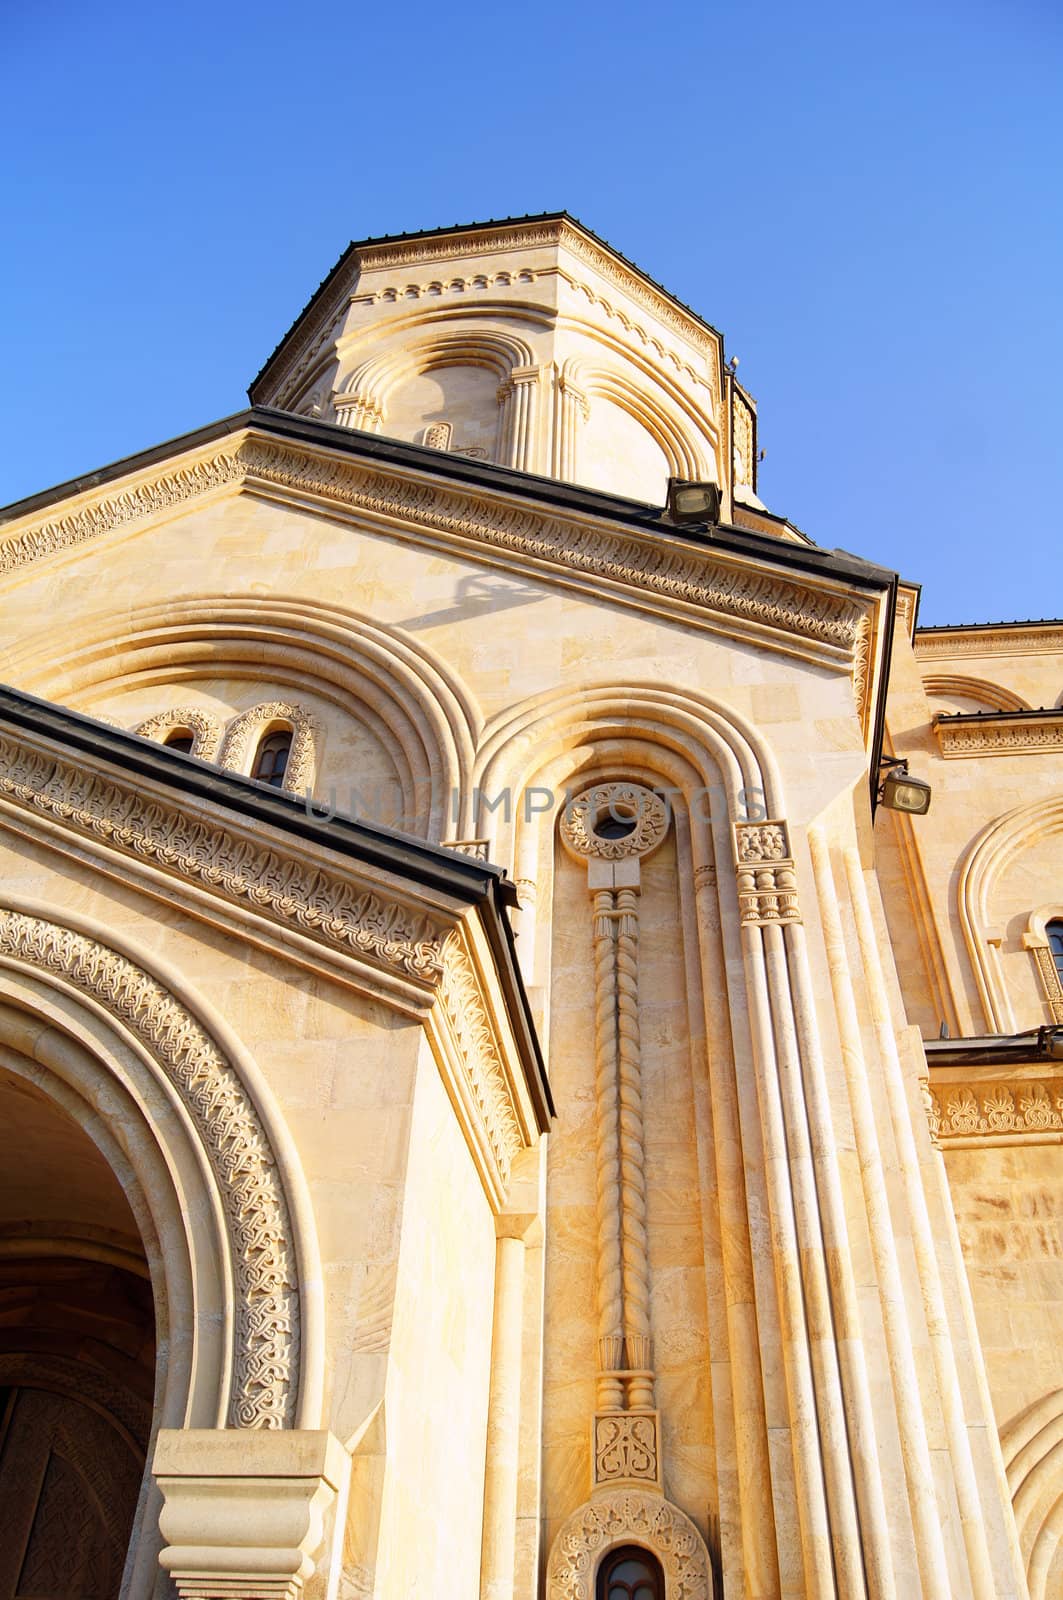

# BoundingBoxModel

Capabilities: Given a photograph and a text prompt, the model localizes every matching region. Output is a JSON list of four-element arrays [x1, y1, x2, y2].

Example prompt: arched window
[[163, 727, 195, 754], [597, 1545, 665, 1600], [252, 728, 293, 788], [1049, 921, 1063, 985]]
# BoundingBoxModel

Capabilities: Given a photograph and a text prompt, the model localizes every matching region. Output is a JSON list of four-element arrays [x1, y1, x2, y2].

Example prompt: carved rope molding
[[0, 737, 445, 985], [546, 1489, 712, 1600], [0, 436, 865, 659], [0, 909, 298, 1428], [926, 1079, 1063, 1143]]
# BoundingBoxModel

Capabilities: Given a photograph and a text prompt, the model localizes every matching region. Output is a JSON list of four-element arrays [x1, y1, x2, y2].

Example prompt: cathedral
[[0, 212, 1061, 1600]]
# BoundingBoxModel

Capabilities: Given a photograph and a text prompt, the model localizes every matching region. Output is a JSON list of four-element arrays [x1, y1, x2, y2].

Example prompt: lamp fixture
[[664, 477, 721, 527], [877, 757, 932, 816]]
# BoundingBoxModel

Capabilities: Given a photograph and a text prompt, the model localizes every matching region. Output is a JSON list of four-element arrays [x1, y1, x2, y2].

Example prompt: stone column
[[552, 375, 589, 481], [497, 367, 540, 472], [154, 1429, 350, 1600], [480, 1215, 538, 1600]]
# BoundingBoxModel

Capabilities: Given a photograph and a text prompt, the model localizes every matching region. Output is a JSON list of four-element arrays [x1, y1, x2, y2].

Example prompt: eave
[[0, 684, 554, 1139]]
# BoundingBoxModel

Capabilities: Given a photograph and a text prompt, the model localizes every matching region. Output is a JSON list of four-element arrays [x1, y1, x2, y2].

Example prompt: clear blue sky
[[2, 0, 1060, 625]]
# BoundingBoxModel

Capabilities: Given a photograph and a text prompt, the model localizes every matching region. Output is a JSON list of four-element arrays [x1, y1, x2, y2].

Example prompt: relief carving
[[218, 701, 319, 793], [594, 1412, 660, 1487], [438, 931, 524, 1189], [0, 737, 446, 983], [136, 707, 221, 761], [734, 821, 800, 924], [927, 1079, 1063, 1142], [546, 1489, 712, 1600], [0, 909, 298, 1427]]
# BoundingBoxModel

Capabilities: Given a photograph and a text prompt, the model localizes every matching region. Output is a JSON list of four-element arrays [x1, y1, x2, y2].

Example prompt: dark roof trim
[[936, 707, 1063, 724], [0, 684, 553, 1125], [0, 405, 897, 597], [925, 1028, 1063, 1068], [249, 211, 725, 399], [916, 616, 1063, 634]]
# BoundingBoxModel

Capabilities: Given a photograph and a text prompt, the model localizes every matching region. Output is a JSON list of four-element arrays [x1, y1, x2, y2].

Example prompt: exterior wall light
[[878, 757, 932, 815], [665, 478, 721, 526]]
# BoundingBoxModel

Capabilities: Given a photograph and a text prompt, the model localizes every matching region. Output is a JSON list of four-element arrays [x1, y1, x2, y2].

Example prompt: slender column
[[692, 860, 782, 1596], [592, 887, 625, 1410], [762, 920, 869, 1598], [741, 923, 838, 1600], [553, 376, 588, 481], [843, 846, 1001, 1600], [480, 1227, 529, 1600], [615, 886, 653, 1410], [808, 828, 953, 1597], [497, 368, 539, 472]]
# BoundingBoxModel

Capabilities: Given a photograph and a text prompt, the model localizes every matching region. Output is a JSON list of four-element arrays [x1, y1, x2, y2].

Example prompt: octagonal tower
[[250, 213, 765, 520]]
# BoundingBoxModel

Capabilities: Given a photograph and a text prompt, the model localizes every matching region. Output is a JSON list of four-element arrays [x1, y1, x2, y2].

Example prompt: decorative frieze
[[438, 931, 524, 1190], [593, 1411, 660, 1489], [0, 909, 298, 1428], [915, 626, 1063, 658], [1031, 945, 1063, 1024], [0, 434, 867, 666], [734, 820, 800, 925], [934, 712, 1063, 758], [926, 1079, 1063, 1143], [0, 736, 446, 985]]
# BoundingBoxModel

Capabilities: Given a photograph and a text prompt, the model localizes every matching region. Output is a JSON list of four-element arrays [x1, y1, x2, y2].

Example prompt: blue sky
[[2, 0, 1060, 625]]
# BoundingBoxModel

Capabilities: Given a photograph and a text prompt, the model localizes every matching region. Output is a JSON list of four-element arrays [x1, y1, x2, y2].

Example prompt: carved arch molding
[[546, 1491, 713, 1600], [0, 908, 300, 1428]]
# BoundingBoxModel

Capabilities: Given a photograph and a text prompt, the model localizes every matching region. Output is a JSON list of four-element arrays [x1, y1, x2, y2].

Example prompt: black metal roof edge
[[248, 211, 725, 400], [1, 405, 896, 597], [924, 1029, 1062, 1068], [935, 706, 1063, 723], [915, 616, 1063, 634], [0, 683, 553, 1126]]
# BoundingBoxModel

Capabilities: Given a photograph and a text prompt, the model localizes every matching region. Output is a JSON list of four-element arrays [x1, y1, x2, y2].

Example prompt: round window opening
[[594, 804, 638, 842]]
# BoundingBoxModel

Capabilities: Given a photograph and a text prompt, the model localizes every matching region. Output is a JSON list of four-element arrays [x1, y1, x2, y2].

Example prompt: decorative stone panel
[[546, 1489, 713, 1600]]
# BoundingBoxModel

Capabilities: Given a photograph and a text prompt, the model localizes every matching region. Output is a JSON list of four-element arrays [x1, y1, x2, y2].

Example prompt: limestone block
[[154, 1429, 350, 1600]]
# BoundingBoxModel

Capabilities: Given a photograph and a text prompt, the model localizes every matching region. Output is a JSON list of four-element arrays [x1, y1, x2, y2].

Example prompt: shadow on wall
[[398, 572, 546, 632]]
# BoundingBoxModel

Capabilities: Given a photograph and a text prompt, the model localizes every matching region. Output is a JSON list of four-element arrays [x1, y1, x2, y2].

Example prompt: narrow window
[[1049, 921, 1063, 985], [597, 1545, 664, 1600], [252, 729, 293, 788], [163, 728, 195, 754]]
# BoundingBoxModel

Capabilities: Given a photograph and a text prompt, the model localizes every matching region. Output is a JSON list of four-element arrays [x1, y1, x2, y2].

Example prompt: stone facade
[[0, 214, 1058, 1599]]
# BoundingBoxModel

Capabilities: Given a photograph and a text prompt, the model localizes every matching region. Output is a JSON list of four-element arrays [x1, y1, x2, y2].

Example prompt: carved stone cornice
[[0, 909, 298, 1428], [933, 711, 1063, 757], [0, 432, 871, 671], [0, 731, 538, 1211], [915, 625, 1063, 658], [0, 734, 446, 985], [435, 930, 525, 1196], [926, 1076, 1063, 1144]]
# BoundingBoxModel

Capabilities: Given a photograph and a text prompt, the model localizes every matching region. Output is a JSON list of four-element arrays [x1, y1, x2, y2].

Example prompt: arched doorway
[[0, 1067, 154, 1599]]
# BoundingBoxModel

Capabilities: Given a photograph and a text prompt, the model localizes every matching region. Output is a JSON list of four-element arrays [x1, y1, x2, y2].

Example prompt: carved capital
[[734, 821, 800, 924], [155, 1429, 349, 1600]]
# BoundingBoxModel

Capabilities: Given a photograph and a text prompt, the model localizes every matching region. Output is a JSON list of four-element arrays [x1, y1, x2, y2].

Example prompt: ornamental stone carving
[[933, 712, 1063, 757], [594, 1412, 660, 1488], [136, 707, 221, 760], [0, 737, 445, 984], [546, 1490, 713, 1600], [219, 702, 319, 794], [734, 821, 800, 924], [438, 931, 524, 1190], [0, 436, 865, 663], [927, 1079, 1063, 1142], [560, 783, 669, 863], [0, 909, 298, 1428]]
